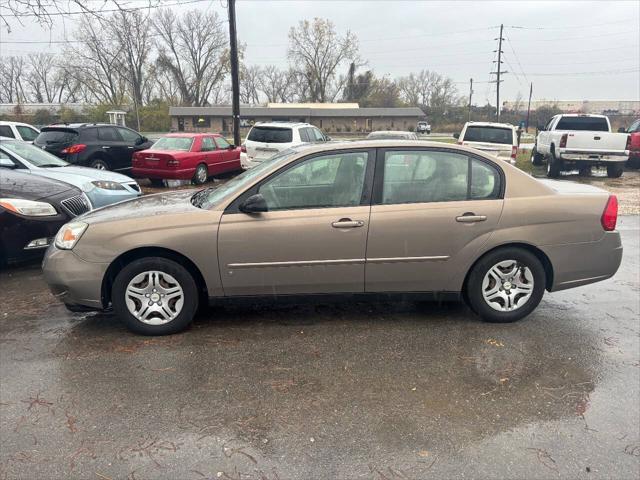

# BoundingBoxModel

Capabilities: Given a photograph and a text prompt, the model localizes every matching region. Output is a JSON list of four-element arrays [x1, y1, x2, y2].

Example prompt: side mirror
[[228, 144, 235, 149], [453, 133, 459, 139], [239, 193, 268, 213], [617, 127, 626, 133], [136, 136, 147, 145]]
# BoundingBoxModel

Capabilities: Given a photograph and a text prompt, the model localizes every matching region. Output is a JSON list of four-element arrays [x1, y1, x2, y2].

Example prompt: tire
[[628, 157, 640, 169], [546, 150, 561, 178], [192, 163, 208, 185], [466, 247, 546, 324], [111, 257, 199, 335], [606, 162, 624, 178], [90, 159, 109, 170], [149, 179, 164, 187], [531, 147, 544, 166]]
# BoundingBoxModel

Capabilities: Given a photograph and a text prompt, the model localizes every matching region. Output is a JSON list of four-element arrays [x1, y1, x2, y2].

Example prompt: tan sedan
[[43, 141, 622, 335]]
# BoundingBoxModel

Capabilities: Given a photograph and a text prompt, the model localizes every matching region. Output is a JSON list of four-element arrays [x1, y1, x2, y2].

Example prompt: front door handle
[[102, 146, 110, 149], [332, 218, 365, 229], [456, 212, 487, 223]]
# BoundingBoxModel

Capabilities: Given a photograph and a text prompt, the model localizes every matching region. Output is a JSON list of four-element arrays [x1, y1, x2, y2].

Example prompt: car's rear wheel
[[112, 257, 199, 335], [546, 150, 561, 178], [90, 159, 109, 170], [466, 247, 546, 323], [531, 147, 544, 166], [606, 162, 624, 178], [192, 163, 208, 185]]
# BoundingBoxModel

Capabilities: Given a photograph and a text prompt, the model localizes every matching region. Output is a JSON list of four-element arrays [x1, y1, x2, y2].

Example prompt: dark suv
[[33, 123, 153, 171]]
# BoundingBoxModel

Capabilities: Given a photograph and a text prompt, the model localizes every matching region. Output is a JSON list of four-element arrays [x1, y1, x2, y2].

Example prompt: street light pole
[[228, 0, 241, 147]]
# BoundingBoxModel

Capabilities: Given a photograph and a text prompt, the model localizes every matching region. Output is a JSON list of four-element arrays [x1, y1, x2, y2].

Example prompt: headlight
[[0, 198, 57, 216], [91, 180, 125, 190], [55, 222, 88, 250]]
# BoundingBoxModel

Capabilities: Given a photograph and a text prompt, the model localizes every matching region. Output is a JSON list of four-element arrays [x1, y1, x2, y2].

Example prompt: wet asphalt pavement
[[0, 216, 639, 480]]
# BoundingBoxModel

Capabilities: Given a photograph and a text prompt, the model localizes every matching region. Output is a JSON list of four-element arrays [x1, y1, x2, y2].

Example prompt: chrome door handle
[[456, 213, 487, 223], [127, 146, 134, 149], [332, 218, 365, 228], [102, 146, 110, 149]]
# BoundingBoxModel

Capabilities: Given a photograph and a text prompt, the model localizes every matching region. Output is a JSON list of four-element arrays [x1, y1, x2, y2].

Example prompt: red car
[[621, 118, 640, 168], [132, 133, 241, 185]]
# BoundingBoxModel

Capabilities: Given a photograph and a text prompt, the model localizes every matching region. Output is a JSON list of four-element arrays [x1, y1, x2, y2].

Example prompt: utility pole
[[525, 82, 533, 132], [228, 0, 241, 147], [468, 78, 473, 121], [490, 24, 507, 122]]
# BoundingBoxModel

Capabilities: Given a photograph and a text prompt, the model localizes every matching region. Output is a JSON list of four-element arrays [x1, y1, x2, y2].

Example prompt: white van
[[454, 122, 518, 164], [0, 121, 40, 143]]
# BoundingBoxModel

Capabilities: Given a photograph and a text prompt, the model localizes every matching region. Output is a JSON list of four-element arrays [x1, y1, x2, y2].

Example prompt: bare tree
[[153, 8, 230, 106], [287, 17, 358, 102], [0, 56, 27, 102], [240, 64, 262, 104], [24, 53, 71, 103], [256, 65, 290, 103]]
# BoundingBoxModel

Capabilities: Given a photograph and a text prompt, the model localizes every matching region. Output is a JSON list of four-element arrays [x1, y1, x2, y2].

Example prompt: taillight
[[511, 145, 518, 159], [559, 134, 568, 148], [60, 144, 87, 154], [241, 144, 247, 153], [601, 195, 618, 231], [166, 158, 180, 167], [626, 134, 631, 151]]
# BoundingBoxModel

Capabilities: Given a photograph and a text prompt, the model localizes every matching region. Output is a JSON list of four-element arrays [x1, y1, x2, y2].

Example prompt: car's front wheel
[[90, 159, 109, 170], [112, 257, 199, 335], [466, 247, 546, 323]]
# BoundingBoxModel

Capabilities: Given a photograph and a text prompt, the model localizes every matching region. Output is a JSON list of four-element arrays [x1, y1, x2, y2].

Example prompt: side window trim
[[224, 148, 377, 214], [372, 147, 505, 206]]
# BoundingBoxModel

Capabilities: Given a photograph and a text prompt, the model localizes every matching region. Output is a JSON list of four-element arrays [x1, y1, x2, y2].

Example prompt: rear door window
[[247, 126, 293, 143], [0, 126, 15, 138], [201, 137, 216, 151], [555, 116, 609, 132], [299, 128, 311, 142], [98, 127, 123, 142], [463, 126, 513, 144]]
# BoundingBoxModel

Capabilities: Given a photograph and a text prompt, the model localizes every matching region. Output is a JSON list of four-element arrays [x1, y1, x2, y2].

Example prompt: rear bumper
[[42, 246, 108, 309], [240, 152, 264, 170], [542, 231, 623, 292], [132, 167, 195, 180], [559, 151, 629, 162]]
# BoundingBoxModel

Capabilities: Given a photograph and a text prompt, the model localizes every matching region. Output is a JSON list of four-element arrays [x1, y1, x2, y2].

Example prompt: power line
[[505, 19, 639, 30], [0, 0, 211, 17], [522, 68, 639, 77]]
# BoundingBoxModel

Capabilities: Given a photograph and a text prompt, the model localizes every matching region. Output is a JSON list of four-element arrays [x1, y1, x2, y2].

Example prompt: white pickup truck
[[531, 114, 630, 178]]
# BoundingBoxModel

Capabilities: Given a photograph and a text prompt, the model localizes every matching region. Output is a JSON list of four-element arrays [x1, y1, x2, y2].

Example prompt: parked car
[[1, 168, 91, 265], [619, 118, 640, 168], [454, 122, 518, 164], [33, 123, 153, 172], [531, 114, 630, 178], [43, 140, 621, 335], [0, 121, 40, 143], [241, 122, 329, 169], [367, 131, 418, 140], [0, 138, 141, 208], [417, 121, 431, 134], [132, 133, 241, 186]]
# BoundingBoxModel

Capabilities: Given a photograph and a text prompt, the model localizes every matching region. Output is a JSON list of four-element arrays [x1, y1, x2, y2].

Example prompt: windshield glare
[[1, 140, 68, 167], [194, 148, 302, 209], [151, 137, 194, 151]]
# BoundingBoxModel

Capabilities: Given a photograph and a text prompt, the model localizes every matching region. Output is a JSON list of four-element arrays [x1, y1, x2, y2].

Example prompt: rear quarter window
[[248, 126, 293, 143]]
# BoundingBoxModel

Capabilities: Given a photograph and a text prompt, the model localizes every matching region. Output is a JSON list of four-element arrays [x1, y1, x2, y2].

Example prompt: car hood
[[78, 189, 200, 224], [32, 165, 133, 190], [0, 168, 78, 201]]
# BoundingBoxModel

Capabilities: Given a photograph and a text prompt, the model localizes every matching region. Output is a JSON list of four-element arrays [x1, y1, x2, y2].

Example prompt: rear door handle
[[456, 213, 487, 223], [332, 218, 365, 229], [127, 146, 134, 149], [102, 146, 110, 149]]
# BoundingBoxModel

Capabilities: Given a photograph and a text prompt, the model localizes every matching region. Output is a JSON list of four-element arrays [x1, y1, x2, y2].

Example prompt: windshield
[[248, 126, 293, 143], [150, 136, 194, 151], [0, 139, 68, 167], [463, 126, 514, 145], [192, 148, 302, 209]]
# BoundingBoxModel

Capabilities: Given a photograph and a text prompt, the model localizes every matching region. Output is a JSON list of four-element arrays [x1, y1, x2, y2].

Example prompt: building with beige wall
[[168, 105, 426, 134]]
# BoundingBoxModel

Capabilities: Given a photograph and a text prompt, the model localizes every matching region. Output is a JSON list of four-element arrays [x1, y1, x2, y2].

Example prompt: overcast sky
[[1, 0, 638, 105]]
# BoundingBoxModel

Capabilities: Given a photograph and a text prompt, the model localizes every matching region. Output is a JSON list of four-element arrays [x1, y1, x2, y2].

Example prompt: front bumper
[[542, 231, 623, 292], [42, 246, 108, 310]]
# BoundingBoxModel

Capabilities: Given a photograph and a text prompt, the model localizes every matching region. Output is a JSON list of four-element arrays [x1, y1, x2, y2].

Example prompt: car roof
[[0, 120, 37, 127], [164, 133, 221, 137], [252, 122, 311, 128], [464, 122, 516, 129], [368, 130, 414, 135], [42, 123, 127, 130], [555, 114, 608, 118]]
